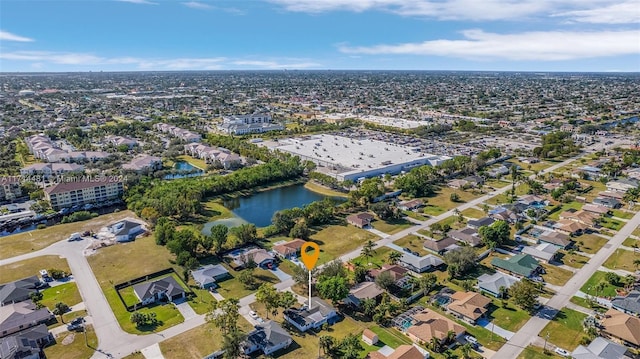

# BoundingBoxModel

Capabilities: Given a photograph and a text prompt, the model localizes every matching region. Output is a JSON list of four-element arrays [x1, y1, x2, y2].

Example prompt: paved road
[[493, 209, 640, 359]]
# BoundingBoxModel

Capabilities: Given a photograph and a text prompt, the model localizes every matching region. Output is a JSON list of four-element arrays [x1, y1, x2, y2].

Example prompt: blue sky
[[1, 0, 639, 72]]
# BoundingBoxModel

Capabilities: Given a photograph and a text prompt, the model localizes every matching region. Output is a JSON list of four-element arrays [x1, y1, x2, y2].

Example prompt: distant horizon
[[1, 1, 638, 72]]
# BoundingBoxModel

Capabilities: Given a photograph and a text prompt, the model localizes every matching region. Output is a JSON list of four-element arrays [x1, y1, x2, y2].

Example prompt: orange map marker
[[300, 242, 320, 270]]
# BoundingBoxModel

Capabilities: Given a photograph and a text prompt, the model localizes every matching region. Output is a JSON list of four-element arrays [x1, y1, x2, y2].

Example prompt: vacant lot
[[547, 202, 583, 221], [351, 246, 397, 268], [394, 235, 428, 256], [0, 255, 71, 283], [0, 210, 138, 259], [541, 264, 574, 286], [622, 237, 638, 247], [461, 207, 486, 219], [43, 325, 98, 359], [518, 345, 562, 359], [603, 249, 639, 272], [612, 209, 634, 219], [41, 282, 82, 308], [488, 301, 531, 332], [424, 187, 483, 212], [581, 271, 624, 297], [309, 224, 379, 265], [371, 218, 414, 234], [214, 265, 279, 300], [576, 234, 608, 254], [541, 308, 587, 351], [556, 251, 590, 268]]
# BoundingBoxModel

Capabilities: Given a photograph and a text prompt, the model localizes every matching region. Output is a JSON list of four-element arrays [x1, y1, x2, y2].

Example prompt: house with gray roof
[[191, 264, 230, 289], [345, 282, 384, 307], [0, 324, 52, 359], [399, 253, 444, 273], [242, 320, 292, 356], [612, 290, 640, 316], [107, 220, 144, 242], [572, 336, 632, 359], [133, 276, 185, 305], [0, 301, 54, 338], [521, 243, 560, 263], [0, 277, 42, 306], [284, 297, 338, 332], [477, 272, 519, 298]]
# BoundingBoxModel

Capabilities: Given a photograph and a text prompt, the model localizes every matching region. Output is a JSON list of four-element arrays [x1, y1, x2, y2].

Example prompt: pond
[[201, 183, 341, 234], [164, 160, 204, 179]]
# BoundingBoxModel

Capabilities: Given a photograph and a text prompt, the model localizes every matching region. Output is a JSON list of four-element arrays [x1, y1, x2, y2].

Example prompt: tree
[[319, 335, 336, 357], [605, 272, 620, 286], [450, 192, 460, 202], [130, 312, 146, 327], [361, 240, 376, 263], [416, 273, 437, 296], [338, 333, 363, 359], [361, 298, 377, 317], [375, 271, 395, 290], [255, 284, 279, 319], [461, 280, 475, 292], [278, 291, 296, 315], [443, 247, 477, 278], [222, 329, 246, 359], [53, 302, 70, 323], [509, 279, 539, 311], [478, 220, 510, 249], [231, 223, 258, 245], [353, 264, 368, 283], [289, 221, 310, 240], [238, 268, 257, 289], [317, 276, 349, 304], [207, 298, 240, 336], [209, 224, 228, 255], [461, 343, 473, 359], [319, 259, 347, 279], [388, 250, 402, 265], [634, 258, 640, 270], [370, 202, 396, 220]]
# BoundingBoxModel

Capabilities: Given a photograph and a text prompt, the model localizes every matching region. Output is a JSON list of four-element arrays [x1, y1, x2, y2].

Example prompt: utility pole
[[543, 331, 549, 353]]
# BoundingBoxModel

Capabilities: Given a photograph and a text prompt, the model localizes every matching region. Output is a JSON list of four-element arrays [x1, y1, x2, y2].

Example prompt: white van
[[68, 232, 81, 241]]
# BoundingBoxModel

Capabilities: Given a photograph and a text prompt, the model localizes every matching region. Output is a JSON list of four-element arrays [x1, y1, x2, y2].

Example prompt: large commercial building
[[44, 178, 124, 210], [217, 113, 283, 135], [272, 134, 450, 181]]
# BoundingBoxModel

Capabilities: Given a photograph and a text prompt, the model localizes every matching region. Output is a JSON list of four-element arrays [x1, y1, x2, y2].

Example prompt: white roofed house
[[283, 297, 338, 332], [20, 163, 84, 179], [477, 272, 519, 298], [107, 220, 145, 242], [122, 155, 162, 173], [399, 253, 444, 273], [606, 178, 639, 193]]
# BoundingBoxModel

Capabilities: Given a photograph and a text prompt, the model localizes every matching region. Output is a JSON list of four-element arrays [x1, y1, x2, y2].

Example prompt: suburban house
[[367, 344, 430, 359], [368, 265, 409, 287], [606, 179, 639, 193], [518, 195, 547, 207], [398, 199, 424, 211], [593, 197, 622, 209], [611, 290, 640, 316], [463, 175, 484, 187], [491, 254, 542, 279], [107, 220, 144, 242], [345, 282, 384, 307], [0, 324, 53, 359], [284, 297, 338, 332], [106, 135, 138, 148], [477, 272, 519, 298], [521, 243, 560, 263], [236, 248, 276, 269], [0, 277, 42, 306], [423, 237, 458, 255], [191, 264, 230, 289], [242, 320, 292, 356], [133, 276, 186, 305], [559, 209, 599, 227], [572, 336, 633, 359], [582, 203, 610, 215], [489, 207, 519, 223], [447, 179, 468, 189], [467, 217, 495, 229], [122, 155, 163, 172], [347, 213, 375, 229], [403, 309, 466, 346], [446, 291, 491, 324], [0, 301, 54, 337], [448, 227, 482, 247], [555, 219, 590, 236], [600, 309, 640, 347], [537, 231, 573, 249], [272, 238, 306, 259], [399, 253, 444, 273]]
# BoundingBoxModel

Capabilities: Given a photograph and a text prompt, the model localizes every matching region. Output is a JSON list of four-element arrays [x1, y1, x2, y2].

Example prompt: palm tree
[[418, 273, 437, 296], [446, 330, 457, 344], [429, 337, 441, 352], [388, 250, 402, 265], [319, 335, 335, 357], [361, 240, 376, 264], [460, 343, 473, 359]]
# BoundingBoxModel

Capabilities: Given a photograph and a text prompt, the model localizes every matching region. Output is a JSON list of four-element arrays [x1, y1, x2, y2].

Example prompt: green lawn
[[351, 246, 398, 268], [41, 282, 82, 309], [422, 204, 446, 216], [612, 209, 634, 219], [461, 207, 486, 219], [0, 255, 71, 283], [603, 249, 640, 272], [575, 234, 608, 254], [485, 179, 511, 189], [48, 310, 88, 329], [518, 345, 562, 359], [119, 286, 140, 307], [487, 301, 531, 332], [200, 198, 234, 222], [304, 181, 348, 198], [0, 210, 139, 259], [556, 251, 590, 268], [43, 325, 99, 359], [371, 218, 414, 234], [633, 227, 640, 237], [509, 160, 553, 173], [622, 237, 638, 247], [487, 183, 531, 205], [581, 271, 624, 297], [309, 224, 379, 265], [540, 308, 587, 350], [403, 210, 429, 221], [423, 187, 483, 212], [215, 265, 279, 299], [547, 202, 583, 220], [599, 217, 624, 231], [541, 264, 574, 286], [394, 235, 429, 256]]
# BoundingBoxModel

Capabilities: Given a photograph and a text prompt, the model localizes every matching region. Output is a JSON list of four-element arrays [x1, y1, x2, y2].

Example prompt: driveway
[[174, 298, 197, 320], [271, 267, 292, 282]]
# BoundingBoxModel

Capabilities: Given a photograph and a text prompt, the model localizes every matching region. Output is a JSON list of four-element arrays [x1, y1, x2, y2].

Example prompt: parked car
[[465, 335, 478, 346], [67, 232, 82, 242], [403, 247, 412, 253], [554, 348, 570, 357], [249, 311, 258, 319]]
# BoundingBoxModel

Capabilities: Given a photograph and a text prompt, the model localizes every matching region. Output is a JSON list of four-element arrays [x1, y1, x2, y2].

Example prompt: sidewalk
[[476, 318, 515, 340], [366, 227, 390, 238]]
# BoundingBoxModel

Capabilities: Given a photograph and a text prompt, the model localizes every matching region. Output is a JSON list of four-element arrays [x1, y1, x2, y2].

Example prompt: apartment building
[[0, 177, 22, 202], [217, 113, 283, 135], [44, 179, 124, 210]]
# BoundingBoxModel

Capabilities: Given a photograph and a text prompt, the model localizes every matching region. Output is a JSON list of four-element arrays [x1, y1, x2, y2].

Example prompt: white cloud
[[115, 0, 158, 5], [554, 1, 640, 24], [182, 1, 213, 10], [0, 30, 34, 42], [338, 29, 640, 61], [231, 60, 321, 69]]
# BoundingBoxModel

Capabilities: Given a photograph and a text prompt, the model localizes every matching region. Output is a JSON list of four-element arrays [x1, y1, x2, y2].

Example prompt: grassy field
[[580, 271, 624, 297], [576, 234, 608, 254], [556, 251, 590, 268], [487, 183, 530, 205], [541, 264, 574, 286], [599, 217, 624, 231], [371, 218, 414, 234], [309, 224, 379, 265], [43, 325, 99, 359], [633, 227, 640, 237], [612, 209, 634, 219], [351, 246, 397, 268], [622, 237, 638, 247], [177, 154, 207, 170], [214, 265, 279, 299], [0, 255, 71, 283], [541, 308, 587, 350], [488, 301, 531, 332], [547, 202, 583, 220], [0, 210, 138, 259], [41, 282, 82, 308], [461, 207, 486, 219], [509, 160, 553, 173], [123, 353, 146, 359], [394, 235, 428, 256], [603, 249, 640, 272], [485, 179, 510, 189], [423, 187, 483, 212], [403, 210, 429, 221], [304, 181, 348, 198], [517, 346, 562, 359]]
